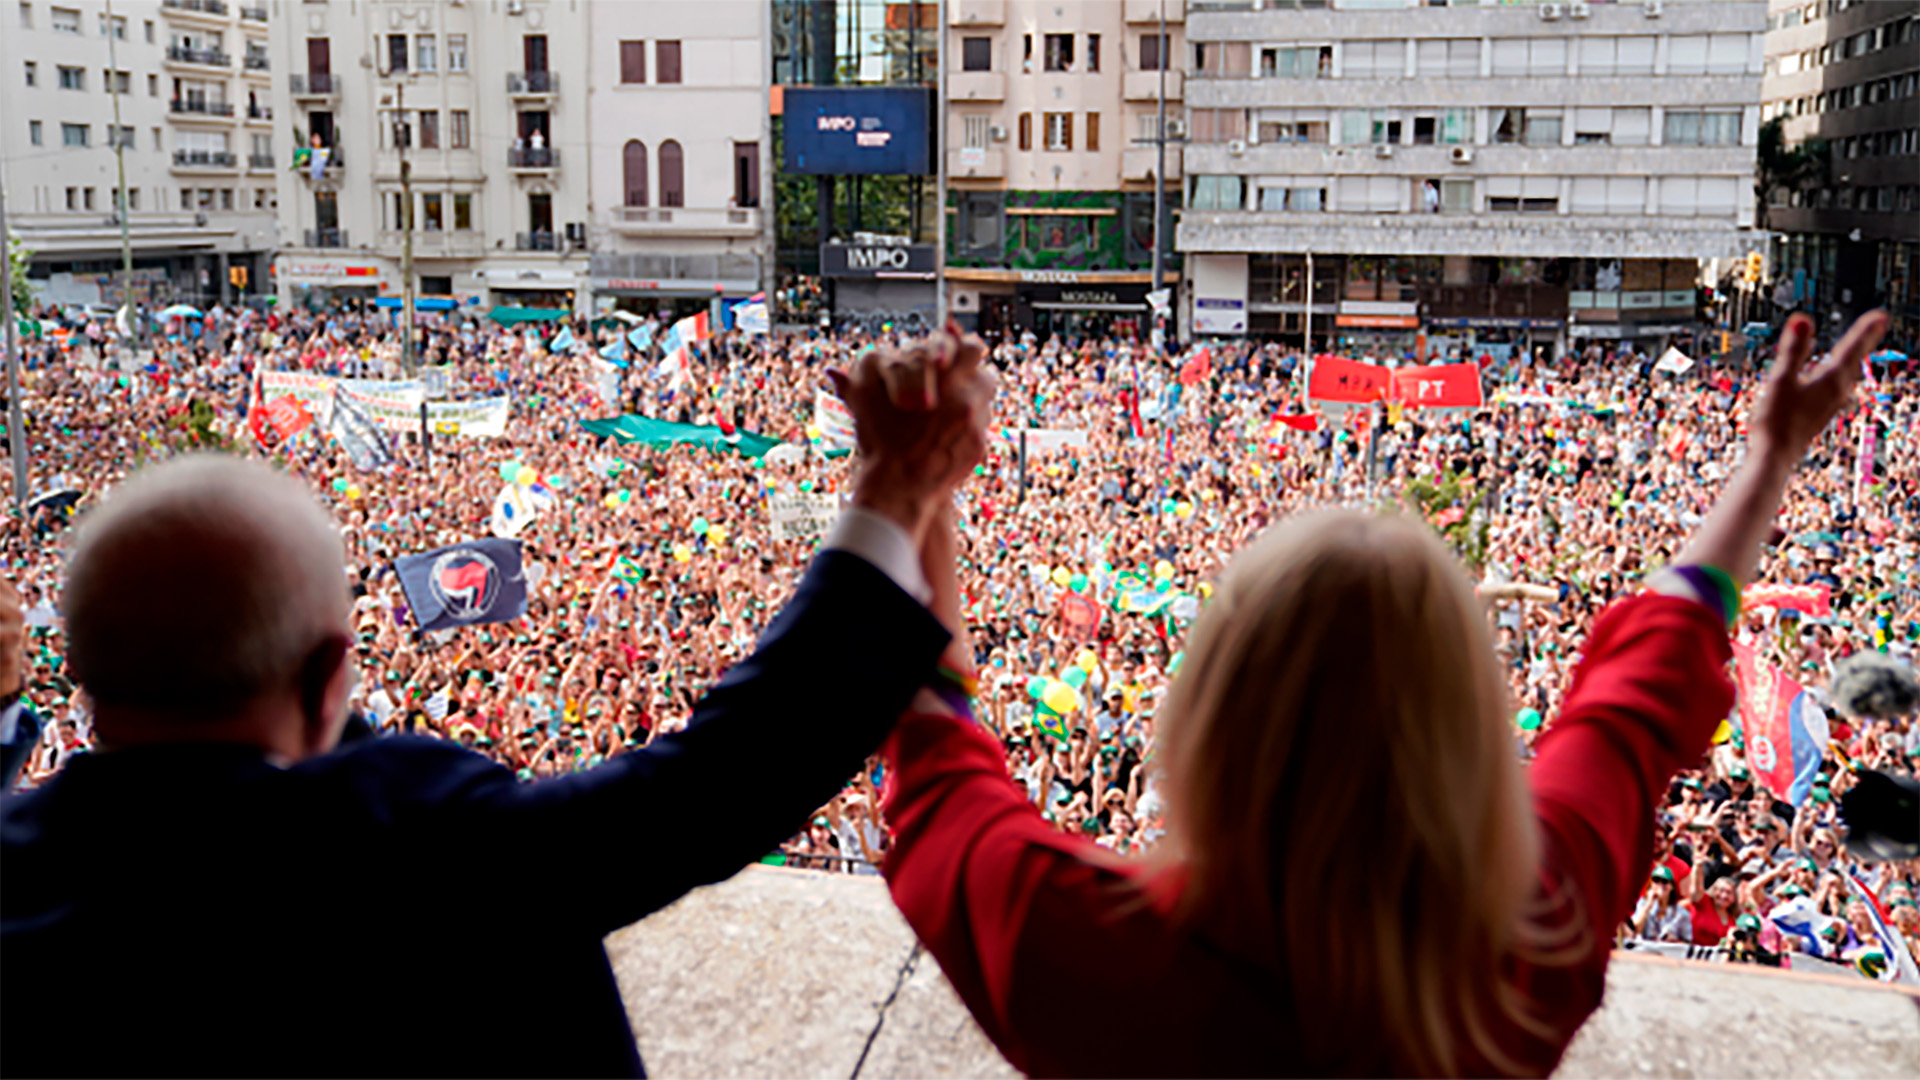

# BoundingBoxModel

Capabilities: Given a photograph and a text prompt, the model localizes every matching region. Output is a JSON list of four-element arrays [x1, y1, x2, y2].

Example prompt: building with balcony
[[1175, 0, 1766, 360], [0, 0, 276, 310], [1760, 0, 1918, 351], [269, 0, 590, 309], [941, 0, 1187, 339], [585, 1, 771, 317]]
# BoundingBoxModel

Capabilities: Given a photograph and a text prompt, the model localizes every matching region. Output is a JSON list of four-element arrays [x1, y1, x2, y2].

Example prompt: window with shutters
[[448, 35, 468, 73], [623, 140, 648, 206], [1086, 112, 1099, 151], [453, 193, 473, 230], [1416, 39, 1478, 78], [1018, 112, 1032, 150], [1044, 112, 1072, 151], [1189, 176, 1244, 211], [1087, 34, 1100, 73], [1139, 33, 1167, 71], [450, 110, 470, 149], [621, 41, 647, 83], [656, 40, 681, 84], [417, 110, 439, 150], [1044, 33, 1073, 72], [1342, 40, 1405, 80], [963, 114, 990, 149], [962, 37, 990, 71], [658, 140, 683, 206]]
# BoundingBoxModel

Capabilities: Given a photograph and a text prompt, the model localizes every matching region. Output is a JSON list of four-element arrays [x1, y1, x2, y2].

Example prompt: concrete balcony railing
[[506, 71, 558, 96], [248, 153, 274, 169], [162, 0, 229, 16], [608, 206, 761, 236], [948, 71, 1005, 103], [170, 98, 235, 117], [1124, 69, 1182, 102], [172, 149, 237, 169], [166, 45, 229, 68], [508, 146, 559, 171], [244, 54, 270, 71], [949, 0, 1004, 26], [238, 4, 267, 21], [246, 103, 273, 122], [289, 73, 338, 98], [948, 147, 1006, 180], [304, 228, 347, 249]]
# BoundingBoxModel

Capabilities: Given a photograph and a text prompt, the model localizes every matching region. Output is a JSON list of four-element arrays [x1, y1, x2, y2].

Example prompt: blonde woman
[[870, 310, 1887, 1077]]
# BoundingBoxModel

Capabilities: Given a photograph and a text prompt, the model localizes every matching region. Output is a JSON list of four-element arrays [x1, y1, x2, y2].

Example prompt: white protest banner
[[996, 427, 1090, 454], [768, 493, 839, 542], [427, 396, 511, 438], [1653, 347, 1695, 375], [261, 371, 340, 425], [420, 366, 453, 401], [341, 377, 424, 406], [811, 390, 856, 452]]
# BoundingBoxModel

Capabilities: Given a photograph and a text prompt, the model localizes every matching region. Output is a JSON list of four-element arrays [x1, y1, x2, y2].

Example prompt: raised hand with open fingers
[[1754, 309, 1887, 461]]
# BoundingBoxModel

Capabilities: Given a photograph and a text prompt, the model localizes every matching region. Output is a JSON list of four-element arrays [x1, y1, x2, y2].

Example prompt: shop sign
[[1337, 300, 1418, 317], [1427, 316, 1564, 330], [281, 262, 381, 283], [821, 243, 936, 277], [1334, 313, 1419, 329]]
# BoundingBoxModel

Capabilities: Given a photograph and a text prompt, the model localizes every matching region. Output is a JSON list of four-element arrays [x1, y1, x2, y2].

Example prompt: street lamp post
[[105, 0, 139, 359], [1151, 0, 1167, 348]]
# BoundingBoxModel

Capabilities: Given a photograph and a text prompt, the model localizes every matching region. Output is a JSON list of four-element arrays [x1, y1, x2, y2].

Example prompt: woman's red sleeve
[[1528, 594, 1735, 955], [879, 711, 1167, 1077]]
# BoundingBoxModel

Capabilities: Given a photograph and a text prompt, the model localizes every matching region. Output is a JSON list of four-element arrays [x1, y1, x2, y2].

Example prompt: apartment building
[[1760, 0, 1918, 350], [1177, 0, 1766, 360], [270, 0, 590, 310], [944, 0, 1186, 338], [3, 0, 278, 310], [585, 0, 771, 318]]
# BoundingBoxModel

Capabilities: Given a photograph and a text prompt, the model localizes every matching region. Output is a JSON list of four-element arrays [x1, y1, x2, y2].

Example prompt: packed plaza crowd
[[5, 296, 1916, 975]]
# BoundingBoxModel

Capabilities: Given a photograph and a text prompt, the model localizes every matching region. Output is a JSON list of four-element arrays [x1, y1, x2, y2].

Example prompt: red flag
[[262, 395, 314, 442], [1390, 365, 1483, 409], [1306, 356, 1391, 405], [1126, 388, 1146, 439], [1178, 348, 1213, 386], [1271, 413, 1319, 432]]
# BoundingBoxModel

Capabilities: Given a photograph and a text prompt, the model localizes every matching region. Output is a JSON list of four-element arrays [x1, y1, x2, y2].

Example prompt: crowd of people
[[5, 295, 1916, 974]]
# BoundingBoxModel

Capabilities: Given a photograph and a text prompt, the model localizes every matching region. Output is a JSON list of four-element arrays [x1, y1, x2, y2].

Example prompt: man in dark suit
[[1, 337, 994, 1077]]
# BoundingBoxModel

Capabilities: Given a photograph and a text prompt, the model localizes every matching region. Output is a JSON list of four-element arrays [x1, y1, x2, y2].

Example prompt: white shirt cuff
[[823, 507, 931, 607]]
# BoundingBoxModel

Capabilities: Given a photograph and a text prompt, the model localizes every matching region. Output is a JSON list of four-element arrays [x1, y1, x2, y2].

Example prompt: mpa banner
[[768, 493, 839, 542], [427, 396, 511, 438]]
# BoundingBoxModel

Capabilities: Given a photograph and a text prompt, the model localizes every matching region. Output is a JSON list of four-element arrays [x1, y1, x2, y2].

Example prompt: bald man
[[1, 339, 994, 1077]]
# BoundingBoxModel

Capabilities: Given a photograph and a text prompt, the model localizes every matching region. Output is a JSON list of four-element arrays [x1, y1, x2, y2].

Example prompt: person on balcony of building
[[868, 308, 1888, 1077]]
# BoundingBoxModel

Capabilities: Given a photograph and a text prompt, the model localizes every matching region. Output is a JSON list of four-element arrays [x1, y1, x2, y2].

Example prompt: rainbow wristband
[[1653, 564, 1742, 628]]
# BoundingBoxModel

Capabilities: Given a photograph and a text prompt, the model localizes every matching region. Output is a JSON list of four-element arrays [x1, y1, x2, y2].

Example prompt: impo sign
[[819, 244, 936, 278]]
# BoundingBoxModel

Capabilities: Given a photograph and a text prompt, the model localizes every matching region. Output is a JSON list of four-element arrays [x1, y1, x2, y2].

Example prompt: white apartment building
[[943, 0, 1187, 338], [3, 0, 278, 311], [1177, 0, 1767, 360], [584, 0, 771, 318], [269, 0, 590, 310]]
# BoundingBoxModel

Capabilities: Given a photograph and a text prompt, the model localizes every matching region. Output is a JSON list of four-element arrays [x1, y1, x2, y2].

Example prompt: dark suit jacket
[[1, 552, 947, 1078]]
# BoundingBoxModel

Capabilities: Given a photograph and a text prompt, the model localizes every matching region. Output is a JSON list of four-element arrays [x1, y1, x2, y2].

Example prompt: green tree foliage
[[7, 233, 32, 314], [1402, 469, 1494, 571]]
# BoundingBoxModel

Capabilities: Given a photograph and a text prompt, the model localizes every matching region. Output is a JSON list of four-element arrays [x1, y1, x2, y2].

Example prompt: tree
[[7, 232, 31, 315], [1754, 116, 1828, 233]]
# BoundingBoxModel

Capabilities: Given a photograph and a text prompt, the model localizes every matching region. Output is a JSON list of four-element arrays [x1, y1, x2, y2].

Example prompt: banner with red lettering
[[1305, 356, 1391, 405], [1743, 582, 1833, 618], [1732, 642, 1828, 805], [1391, 364, 1484, 409]]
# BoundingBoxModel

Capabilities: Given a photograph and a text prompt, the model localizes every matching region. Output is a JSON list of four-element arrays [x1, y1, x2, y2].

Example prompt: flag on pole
[[1654, 346, 1695, 375], [1843, 870, 1920, 985], [549, 326, 576, 353], [811, 390, 856, 454], [328, 386, 395, 471], [628, 323, 654, 353], [1732, 643, 1829, 806], [1306, 355, 1392, 405], [393, 538, 529, 632], [1178, 347, 1213, 386], [1390, 364, 1484, 409], [599, 337, 629, 368]]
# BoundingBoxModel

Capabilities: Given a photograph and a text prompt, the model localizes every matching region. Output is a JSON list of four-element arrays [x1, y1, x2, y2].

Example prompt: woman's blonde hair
[[1155, 510, 1578, 1076]]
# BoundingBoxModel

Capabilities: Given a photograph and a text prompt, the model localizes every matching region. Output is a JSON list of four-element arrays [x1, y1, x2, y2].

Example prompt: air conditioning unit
[[1540, 3, 1564, 20], [1643, 0, 1663, 16], [564, 222, 586, 243], [1374, 143, 1394, 159], [1450, 145, 1474, 164], [506, 0, 524, 14], [1569, 1, 1592, 18], [1226, 138, 1247, 156], [194, 212, 209, 226], [989, 124, 1008, 142], [1166, 118, 1186, 138]]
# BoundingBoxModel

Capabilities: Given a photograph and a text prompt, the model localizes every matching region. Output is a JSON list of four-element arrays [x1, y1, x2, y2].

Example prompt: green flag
[[579, 415, 782, 459]]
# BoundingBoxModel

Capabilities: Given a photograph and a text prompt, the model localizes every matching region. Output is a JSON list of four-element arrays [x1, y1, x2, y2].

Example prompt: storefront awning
[[486, 306, 570, 325]]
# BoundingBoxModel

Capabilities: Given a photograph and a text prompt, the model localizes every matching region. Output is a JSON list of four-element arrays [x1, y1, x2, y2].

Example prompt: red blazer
[[882, 595, 1733, 1077]]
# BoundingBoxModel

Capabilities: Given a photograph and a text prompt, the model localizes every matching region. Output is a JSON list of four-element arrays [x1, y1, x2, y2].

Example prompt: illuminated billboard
[[782, 87, 933, 176]]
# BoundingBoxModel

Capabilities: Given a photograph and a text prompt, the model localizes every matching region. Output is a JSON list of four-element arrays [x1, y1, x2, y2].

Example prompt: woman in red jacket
[[878, 310, 1887, 1077]]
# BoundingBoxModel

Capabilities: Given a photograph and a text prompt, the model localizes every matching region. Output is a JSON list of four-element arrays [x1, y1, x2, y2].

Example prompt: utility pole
[[934, 0, 948, 326], [1151, 0, 1167, 350], [105, 0, 138, 361], [1304, 249, 1314, 354], [1, 189, 29, 516], [396, 79, 416, 375]]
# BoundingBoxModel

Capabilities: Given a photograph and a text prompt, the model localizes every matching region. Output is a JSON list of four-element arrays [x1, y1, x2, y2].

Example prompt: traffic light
[[229, 265, 249, 290], [1744, 251, 1763, 285]]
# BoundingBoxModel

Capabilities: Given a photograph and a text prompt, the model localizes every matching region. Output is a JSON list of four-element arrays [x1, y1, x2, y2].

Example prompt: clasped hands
[[829, 323, 996, 549]]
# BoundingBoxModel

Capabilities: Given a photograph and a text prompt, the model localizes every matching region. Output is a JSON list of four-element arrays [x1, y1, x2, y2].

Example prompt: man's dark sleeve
[[384, 550, 949, 932], [0, 703, 44, 792]]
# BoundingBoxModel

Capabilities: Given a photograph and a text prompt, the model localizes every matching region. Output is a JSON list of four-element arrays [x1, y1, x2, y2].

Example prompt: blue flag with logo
[[599, 337, 628, 367], [628, 323, 654, 352], [549, 326, 576, 353], [393, 538, 528, 632]]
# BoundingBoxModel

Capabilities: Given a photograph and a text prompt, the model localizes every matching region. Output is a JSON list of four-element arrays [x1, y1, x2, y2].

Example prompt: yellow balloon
[[515, 465, 538, 486], [1154, 560, 1175, 580], [1042, 681, 1080, 715], [1044, 464, 1062, 477], [346, 485, 362, 500], [603, 493, 621, 509], [805, 425, 823, 439], [673, 544, 693, 563], [1199, 582, 1214, 599], [1075, 649, 1098, 673], [708, 524, 728, 544], [1051, 566, 1071, 588], [1175, 501, 1193, 519], [1200, 489, 1217, 502]]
